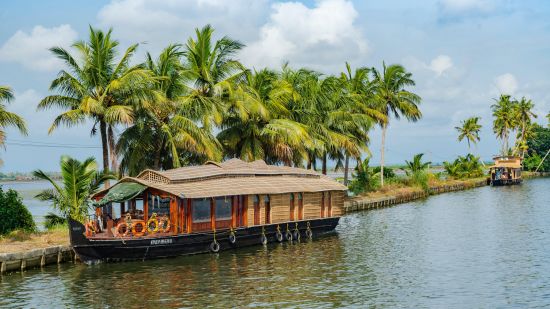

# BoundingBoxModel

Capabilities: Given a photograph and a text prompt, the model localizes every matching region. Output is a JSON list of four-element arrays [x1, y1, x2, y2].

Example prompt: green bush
[[0, 186, 36, 235], [349, 158, 380, 195], [372, 166, 396, 179]]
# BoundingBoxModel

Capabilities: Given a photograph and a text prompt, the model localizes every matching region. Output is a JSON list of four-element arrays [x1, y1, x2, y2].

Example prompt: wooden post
[[210, 198, 216, 231]]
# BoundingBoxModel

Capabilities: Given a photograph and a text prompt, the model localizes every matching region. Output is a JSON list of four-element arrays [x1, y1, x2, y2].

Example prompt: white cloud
[[428, 55, 453, 76], [494, 73, 518, 95], [97, 0, 268, 53], [0, 25, 78, 71], [240, 0, 367, 71]]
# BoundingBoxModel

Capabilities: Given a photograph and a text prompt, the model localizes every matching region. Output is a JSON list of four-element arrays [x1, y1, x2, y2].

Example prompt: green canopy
[[96, 182, 147, 206]]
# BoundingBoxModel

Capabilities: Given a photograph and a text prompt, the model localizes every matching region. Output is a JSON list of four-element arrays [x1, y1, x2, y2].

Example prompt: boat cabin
[[488, 156, 522, 186], [88, 159, 346, 239]]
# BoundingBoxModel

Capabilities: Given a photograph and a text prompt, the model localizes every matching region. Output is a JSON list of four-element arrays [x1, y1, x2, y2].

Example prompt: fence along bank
[[69, 158, 346, 262]]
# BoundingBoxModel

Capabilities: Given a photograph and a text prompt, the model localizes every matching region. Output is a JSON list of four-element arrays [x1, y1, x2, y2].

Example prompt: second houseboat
[[69, 158, 347, 263]]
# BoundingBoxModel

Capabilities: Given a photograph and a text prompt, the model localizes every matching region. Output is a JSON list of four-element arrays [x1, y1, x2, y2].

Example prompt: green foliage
[[348, 158, 379, 195], [404, 153, 431, 176], [44, 212, 67, 230], [0, 85, 28, 155], [455, 116, 481, 149], [525, 124, 550, 171], [408, 170, 429, 192], [33, 156, 116, 223], [0, 186, 36, 235], [372, 166, 396, 179], [443, 154, 484, 179]]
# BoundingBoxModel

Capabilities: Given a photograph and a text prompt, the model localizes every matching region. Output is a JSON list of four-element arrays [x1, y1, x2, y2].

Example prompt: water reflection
[[1, 178, 550, 308]]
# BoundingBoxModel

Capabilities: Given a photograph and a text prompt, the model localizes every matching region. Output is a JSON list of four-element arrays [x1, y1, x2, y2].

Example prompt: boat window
[[135, 198, 144, 212], [215, 197, 232, 220], [253, 195, 259, 203], [192, 198, 211, 223], [298, 193, 303, 200], [264, 195, 270, 203], [290, 193, 294, 201], [148, 194, 171, 217]]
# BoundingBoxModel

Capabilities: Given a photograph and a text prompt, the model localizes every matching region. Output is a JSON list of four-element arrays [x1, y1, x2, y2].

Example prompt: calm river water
[[1, 178, 550, 308]]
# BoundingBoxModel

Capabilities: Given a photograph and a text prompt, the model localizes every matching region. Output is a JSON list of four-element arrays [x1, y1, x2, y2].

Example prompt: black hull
[[69, 218, 340, 263], [490, 179, 522, 186]]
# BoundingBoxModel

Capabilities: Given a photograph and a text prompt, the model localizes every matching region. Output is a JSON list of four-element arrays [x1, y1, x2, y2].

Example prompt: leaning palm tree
[[117, 45, 221, 175], [513, 97, 537, 158], [38, 27, 156, 179], [33, 156, 115, 223], [491, 95, 517, 155], [181, 24, 246, 131], [0, 86, 28, 150], [455, 116, 482, 151], [371, 63, 421, 186]]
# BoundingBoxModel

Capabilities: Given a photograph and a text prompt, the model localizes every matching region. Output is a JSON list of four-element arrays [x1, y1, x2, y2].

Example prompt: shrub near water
[[0, 186, 36, 235]]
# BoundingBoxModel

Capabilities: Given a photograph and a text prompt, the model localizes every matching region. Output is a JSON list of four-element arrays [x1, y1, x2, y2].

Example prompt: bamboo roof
[[95, 159, 346, 199]]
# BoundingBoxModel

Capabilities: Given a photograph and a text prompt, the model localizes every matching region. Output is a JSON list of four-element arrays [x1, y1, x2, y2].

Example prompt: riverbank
[[344, 171, 550, 213], [0, 227, 73, 274]]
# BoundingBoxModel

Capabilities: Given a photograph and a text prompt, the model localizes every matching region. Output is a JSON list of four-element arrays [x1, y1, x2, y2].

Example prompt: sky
[[1, 0, 550, 172]]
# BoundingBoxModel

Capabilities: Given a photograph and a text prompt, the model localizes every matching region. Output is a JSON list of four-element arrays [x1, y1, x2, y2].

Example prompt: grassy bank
[[359, 176, 487, 200], [0, 225, 68, 254]]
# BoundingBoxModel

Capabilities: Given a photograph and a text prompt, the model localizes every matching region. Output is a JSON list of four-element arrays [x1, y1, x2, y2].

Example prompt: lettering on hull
[[150, 239, 173, 245]]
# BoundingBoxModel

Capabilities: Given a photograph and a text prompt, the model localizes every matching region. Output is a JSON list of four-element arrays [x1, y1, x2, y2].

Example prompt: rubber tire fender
[[293, 230, 300, 241], [276, 231, 284, 242], [305, 229, 313, 239], [229, 232, 237, 244], [210, 241, 220, 253], [285, 230, 293, 241], [260, 234, 268, 245]]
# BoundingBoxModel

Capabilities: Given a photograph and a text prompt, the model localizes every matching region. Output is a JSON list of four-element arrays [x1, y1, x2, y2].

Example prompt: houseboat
[[69, 159, 347, 263], [488, 155, 523, 186]]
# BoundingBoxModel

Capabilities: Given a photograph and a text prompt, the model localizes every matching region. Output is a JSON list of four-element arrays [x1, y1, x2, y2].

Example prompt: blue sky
[[1, 0, 549, 172]]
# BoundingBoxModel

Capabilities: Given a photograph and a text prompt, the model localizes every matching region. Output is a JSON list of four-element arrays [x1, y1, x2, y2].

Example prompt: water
[[1, 178, 549, 308]]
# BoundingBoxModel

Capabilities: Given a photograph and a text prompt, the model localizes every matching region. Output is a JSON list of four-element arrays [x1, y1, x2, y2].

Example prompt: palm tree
[[117, 45, 221, 175], [513, 97, 537, 158], [38, 26, 155, 180], [404, 153, 431, 176], [218, 68, 310, 164], [491, 95, 517, 155], [33, 156, 115, 223], [371, 63, 421, 186], [0, 86, 28, 150], [455, 116, 482, 151], [339, 63, 386, 185], [181, 24, 246, 131]]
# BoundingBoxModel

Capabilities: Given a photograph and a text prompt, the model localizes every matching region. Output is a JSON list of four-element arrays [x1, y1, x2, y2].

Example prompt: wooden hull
[[69, 218, 340, 263]]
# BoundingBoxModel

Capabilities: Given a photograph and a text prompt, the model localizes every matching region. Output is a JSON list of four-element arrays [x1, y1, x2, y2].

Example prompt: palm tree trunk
[[99, 121, 110, 188], [343, 154, 350, 185], [380, 123, 387, 186], [108, 125, 118, 174], [322, 153, 328, 175]]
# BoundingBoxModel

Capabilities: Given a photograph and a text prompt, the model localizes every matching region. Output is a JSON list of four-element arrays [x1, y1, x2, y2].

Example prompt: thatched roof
[[95, 159, 346, 199]]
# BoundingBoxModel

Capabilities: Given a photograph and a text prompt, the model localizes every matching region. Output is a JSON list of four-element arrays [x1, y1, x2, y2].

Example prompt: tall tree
[[491, 95, 517, 155], [219, 68, 311, 164], [117, 45, 221, 175], [181, 24, 246, 131], [513, 97, 537, 158], [0, 86, 28, 151], [339, 63, 386, 185], [38, 27, 155, 181], [371, 63, 421, 186], [455, 116, 482, 151]]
